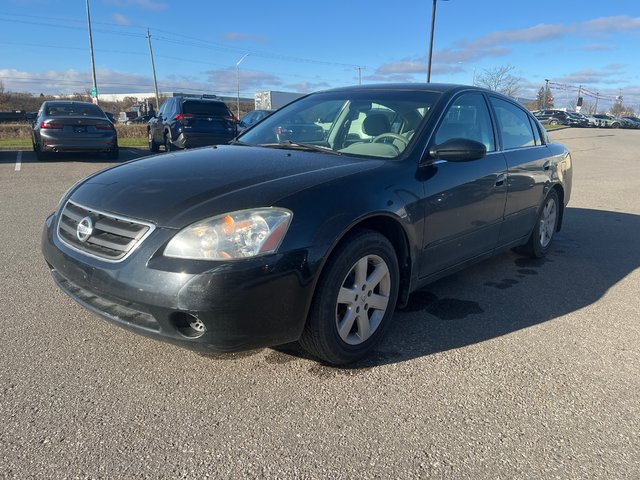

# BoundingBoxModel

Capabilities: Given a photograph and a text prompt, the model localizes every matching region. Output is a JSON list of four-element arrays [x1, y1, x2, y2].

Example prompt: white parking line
[[15, 151, 22, 171]]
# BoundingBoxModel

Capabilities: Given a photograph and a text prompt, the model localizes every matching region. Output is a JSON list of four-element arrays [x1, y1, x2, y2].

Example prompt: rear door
[[488, 96, 550, 245]]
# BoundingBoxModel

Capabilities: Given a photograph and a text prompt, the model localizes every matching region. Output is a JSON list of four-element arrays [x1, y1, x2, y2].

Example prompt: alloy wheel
[[539, 196, 557, 248], [335, 254, 391, 345]]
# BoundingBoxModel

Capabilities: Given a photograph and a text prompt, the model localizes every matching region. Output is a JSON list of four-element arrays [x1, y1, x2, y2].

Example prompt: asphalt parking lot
[[1, 131, 639, 479]]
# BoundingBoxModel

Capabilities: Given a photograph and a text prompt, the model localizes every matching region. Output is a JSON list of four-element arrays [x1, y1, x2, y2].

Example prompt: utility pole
[[426, 0, 438, 82], [355, 66, 365, 85], [236, 53, 250, 120], [147, 29, 160, 112], [85, 0, 98, 104]]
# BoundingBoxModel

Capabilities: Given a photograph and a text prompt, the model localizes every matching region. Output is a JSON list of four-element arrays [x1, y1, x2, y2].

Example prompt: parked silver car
[[31, 101, 119, 161]]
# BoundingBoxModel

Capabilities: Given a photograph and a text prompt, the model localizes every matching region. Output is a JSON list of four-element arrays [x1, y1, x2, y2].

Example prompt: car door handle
[[495, 173, 506, 187]]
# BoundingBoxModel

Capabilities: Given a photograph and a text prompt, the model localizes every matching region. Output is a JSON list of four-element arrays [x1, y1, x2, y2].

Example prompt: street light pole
[[426, 0, 438, 83], [236, 53, 250, 120], [85, 0, 98, 104]]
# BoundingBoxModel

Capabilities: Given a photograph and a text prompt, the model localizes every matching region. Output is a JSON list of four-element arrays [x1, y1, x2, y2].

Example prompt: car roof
[[175, 96, 225, 104], [44, 100, 97, 106], [320, 83, 494, 96]]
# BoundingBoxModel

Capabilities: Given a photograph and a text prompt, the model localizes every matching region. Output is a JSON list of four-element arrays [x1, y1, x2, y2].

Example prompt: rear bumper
[[174, 132, 235, 149], [40, 131, 117, 152]]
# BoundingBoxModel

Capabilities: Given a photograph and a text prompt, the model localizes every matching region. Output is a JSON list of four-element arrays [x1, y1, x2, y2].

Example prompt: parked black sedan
[[42, 84, 572, 364], [32, 101, 119, 160]]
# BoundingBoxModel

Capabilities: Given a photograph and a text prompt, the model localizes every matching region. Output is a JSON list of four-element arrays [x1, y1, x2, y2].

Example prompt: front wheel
[[148, 130, 159, 152], [521, 190, 560, 258], [299, 230, 399, 365], [164, 134, 173, 152]]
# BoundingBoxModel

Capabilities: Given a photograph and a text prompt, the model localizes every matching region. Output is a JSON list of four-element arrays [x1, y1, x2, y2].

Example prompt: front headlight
[[164, 208, 293, 260]]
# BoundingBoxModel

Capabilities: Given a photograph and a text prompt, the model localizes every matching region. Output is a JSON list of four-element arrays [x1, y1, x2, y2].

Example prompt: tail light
[[96, 123, 114, 130], [175, 114, 194, 123], [40, 122, 63, 129]]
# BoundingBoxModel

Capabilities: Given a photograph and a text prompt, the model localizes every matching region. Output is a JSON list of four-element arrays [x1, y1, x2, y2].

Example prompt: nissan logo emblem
[[76, 216, 94, 242]]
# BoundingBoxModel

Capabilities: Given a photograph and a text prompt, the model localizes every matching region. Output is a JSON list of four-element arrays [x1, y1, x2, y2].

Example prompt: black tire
[[34, 144, 49, 161], [148, 129, 159, 152], [611, 122, 620, 129], [549, 119, 558, 126], [107, 147, 119, 160], [299, 229, 399, 365], [520, 190, 560, 258], [164, 133, 173, 152]]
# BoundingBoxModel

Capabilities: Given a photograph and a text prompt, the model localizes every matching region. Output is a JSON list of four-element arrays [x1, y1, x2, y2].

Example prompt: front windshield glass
[[238, 90, 440, 159]]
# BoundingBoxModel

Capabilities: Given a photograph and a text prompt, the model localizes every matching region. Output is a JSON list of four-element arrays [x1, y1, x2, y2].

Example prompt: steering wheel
[[372, 133, 409, 148]]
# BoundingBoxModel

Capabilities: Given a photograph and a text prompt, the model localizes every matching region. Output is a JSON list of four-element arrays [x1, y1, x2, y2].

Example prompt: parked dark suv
[[148, 95, 237, 152], [532, 109, 570, 126]]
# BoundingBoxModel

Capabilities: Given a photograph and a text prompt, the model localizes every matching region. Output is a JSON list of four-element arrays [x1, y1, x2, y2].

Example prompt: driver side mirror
[[426, 138, 487, 163]]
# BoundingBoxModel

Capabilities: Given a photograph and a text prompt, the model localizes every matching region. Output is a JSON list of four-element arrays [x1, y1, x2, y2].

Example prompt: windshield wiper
[[229, 139, 250, 146], [259, 140, 342, 155]]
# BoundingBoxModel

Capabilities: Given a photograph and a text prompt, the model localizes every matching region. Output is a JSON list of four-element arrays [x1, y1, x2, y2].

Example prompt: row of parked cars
[[532, 109, 640, 129], [30, 95, 274, 160]]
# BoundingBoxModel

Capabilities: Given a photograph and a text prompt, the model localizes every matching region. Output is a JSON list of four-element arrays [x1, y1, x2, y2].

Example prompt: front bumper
[[41, 213, 318, 353]]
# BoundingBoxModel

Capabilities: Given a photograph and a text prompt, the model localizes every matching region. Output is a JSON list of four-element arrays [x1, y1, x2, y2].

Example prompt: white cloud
[[282, 81, 330, 93], [103, 0, 168, 11], [580, 44, 615, 52], [221, 32, 269, 44], [0, 68, 219, 95], [206, 68, 283, 95], [111, 13, 131, 25], [583, 16, 640, 33]]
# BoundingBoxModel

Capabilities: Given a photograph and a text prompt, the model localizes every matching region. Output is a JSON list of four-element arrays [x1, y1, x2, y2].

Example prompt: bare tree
[[474, 65, 522, 98]]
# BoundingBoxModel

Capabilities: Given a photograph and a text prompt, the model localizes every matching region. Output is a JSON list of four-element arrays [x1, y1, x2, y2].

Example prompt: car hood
[[70, 145, 383, 228]]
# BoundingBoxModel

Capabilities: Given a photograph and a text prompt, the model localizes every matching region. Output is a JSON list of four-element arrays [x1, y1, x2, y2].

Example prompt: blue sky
[[1, 0, 639, 110]]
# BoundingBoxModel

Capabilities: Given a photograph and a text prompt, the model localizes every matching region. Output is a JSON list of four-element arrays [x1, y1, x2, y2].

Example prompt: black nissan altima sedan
[[42, 84, 572, 365]]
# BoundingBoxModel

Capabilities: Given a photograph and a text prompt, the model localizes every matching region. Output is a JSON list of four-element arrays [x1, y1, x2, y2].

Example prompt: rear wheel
[[34, 143, 49, 161], [521, 190, 559, 258], [107, 146, 119, 160], [549, 119, 558, 125], [148, 129, 159, 152], [299, 230, 399, 364]]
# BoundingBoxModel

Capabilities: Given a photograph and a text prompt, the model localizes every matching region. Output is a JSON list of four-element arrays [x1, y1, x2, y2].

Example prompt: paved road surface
[[0, 134, 638, 478]]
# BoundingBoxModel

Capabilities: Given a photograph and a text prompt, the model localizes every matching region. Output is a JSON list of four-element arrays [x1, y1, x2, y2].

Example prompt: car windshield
[[46, 104, 105, 117], [238, 90, 439, 159]]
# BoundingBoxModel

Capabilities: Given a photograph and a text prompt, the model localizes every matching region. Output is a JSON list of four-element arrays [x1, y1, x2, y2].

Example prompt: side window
[[529, 117, 542, 145], [434, 93, 495, 152], [157, 100, 167, 118], [490, 97, 536, 150]]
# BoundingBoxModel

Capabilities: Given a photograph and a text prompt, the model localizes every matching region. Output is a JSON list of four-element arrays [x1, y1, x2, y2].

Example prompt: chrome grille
[[57, 200, 155, 262]]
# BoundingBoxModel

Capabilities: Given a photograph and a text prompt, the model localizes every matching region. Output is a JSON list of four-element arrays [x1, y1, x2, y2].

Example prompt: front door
[[420, 92, 508, 278]]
